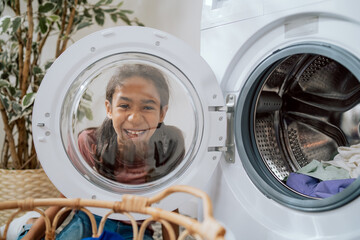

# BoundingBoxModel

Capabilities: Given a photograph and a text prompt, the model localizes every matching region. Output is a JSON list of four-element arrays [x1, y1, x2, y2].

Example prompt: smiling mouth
[[124, 129, 148, 139]]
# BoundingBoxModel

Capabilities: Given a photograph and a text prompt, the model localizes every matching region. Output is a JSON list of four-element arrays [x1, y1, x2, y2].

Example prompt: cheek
[[147, 111, 163, 125], [112, 123, 122, 136], [111, 114, 125, 131]]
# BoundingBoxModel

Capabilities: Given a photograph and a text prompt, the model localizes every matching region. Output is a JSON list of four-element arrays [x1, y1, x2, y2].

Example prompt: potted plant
[[0, 0, 143, 225]]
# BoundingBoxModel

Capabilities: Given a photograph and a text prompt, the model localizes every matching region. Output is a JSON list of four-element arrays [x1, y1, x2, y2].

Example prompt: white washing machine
[[200, 0, 360, 239], [32, 0, 360, 239]]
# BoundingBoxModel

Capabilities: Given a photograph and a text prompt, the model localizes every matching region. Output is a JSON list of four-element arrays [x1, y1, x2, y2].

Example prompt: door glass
[[60, 53, 202, 192]]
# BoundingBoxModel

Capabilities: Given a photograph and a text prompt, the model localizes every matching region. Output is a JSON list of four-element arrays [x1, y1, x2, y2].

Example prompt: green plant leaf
[[8, 112, 20, 123], [95, 0, 106, 7], [110, 13, 117, 22], [39, 17, 48, 34], [84, 8, 92, 18], [84, 107, 93, 120], [120, 10, 133, 14], [118, 12, 130, 25], [13, 88, 22, 98], [77, 108, 85, 121], [117, 1, 124, 8], [20, 106, 32, 118], [32, 66, 43, 75], [21, 92, 36, 109], [77, 21, 92, 30], [82, 92, 92, 101], [0, 1, 4, 15], [48, 15, 60, 22], [0, 95, 10, 111], [11, 17, 21, 33], [0, 80, 10, 88], [11, 101, 22, 114], [45, 61, 54, 70], [0, 71, 9, 79], [39, 2, 55, 13], [93, 7, 102, 14], [104, 8, 117, 13], [0, 17, 10, 33], [6, 86, 16, 96], [95, 12, 105, 26]]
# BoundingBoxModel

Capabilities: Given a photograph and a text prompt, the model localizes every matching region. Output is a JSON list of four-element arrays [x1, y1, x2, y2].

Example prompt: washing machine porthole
[[236, 42, 360, 211], [60, 52, 203, 193]]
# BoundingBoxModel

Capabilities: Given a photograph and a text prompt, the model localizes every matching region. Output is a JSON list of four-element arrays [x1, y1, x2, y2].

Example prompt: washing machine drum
[[256, 54, 359, 177], [32, 26, 225, 219], [236, 43, 360, 210]]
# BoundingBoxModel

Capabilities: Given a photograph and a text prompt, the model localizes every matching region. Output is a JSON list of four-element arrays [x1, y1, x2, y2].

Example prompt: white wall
[[74, 0, 202, 51]]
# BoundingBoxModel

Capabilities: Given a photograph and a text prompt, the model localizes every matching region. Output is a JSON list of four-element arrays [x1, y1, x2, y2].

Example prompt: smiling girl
[[78, 63, 185, 183]]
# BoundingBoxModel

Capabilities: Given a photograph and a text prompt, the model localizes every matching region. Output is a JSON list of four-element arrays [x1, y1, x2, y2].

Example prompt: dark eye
[[144, 105, 155, 110], [118, 104, 129, 109]]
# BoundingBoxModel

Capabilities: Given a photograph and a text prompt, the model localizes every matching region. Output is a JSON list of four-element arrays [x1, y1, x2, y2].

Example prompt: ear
[[159, 105, 168, 122], [105, 100, 112, 119]]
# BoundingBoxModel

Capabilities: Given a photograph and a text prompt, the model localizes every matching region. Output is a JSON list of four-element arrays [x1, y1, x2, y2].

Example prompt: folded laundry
[[297, 159, 351, 181], [324, 143, 360, 178], [286, 172, 356, 198]]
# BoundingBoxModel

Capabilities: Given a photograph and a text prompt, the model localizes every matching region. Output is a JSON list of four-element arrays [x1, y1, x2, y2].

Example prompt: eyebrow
[[141, 99, 157, 105], [119, 96, 157, 105], [119, 96, 132, 102]]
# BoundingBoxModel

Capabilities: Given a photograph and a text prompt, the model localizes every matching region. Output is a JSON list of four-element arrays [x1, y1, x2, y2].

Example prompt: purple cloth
[[82, 230, 125, 240], [286, 172, 356, 198]]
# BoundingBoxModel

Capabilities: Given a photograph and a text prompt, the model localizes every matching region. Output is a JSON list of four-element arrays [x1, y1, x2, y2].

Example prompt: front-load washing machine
[[32, 0, 360, 239], [200, 0, 360, 239]]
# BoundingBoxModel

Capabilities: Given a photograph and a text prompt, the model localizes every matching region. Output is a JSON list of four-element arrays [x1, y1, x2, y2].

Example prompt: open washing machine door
[[32, 26, 226, 220]]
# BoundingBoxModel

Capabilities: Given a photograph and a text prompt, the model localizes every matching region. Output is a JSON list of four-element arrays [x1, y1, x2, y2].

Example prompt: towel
[[0, 211, 40, 240], [324, 143, 360, 178], [286, 172, 356, 198], [297, 159, 351, 181]]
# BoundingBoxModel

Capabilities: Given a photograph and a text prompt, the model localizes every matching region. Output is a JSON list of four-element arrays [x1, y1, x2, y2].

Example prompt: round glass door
[[32, 26, 225, 218], [61, 53, 201, 192]]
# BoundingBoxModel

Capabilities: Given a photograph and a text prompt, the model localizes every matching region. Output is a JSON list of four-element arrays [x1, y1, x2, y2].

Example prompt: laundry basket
[[0, 169, 61, 226], [0, 185, 225, 240]]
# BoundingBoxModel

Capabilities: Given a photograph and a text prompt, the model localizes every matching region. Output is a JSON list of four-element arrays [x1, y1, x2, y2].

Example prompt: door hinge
[[208, 94, 235, 163]]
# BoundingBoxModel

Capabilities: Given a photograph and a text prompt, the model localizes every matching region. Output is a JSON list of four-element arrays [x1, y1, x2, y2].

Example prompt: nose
[[127, 110, 143, 124]]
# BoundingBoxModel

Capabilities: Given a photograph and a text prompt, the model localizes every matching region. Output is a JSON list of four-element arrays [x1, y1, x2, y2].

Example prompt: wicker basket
[[0, 169, 60, 226], [0, 185, 226, 240]]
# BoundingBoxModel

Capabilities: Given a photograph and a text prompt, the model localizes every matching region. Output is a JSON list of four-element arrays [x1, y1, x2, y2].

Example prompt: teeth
[[126, 130, 145, 135]]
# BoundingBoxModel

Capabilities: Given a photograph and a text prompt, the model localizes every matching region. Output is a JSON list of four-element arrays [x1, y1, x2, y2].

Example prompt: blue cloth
[[17, 211, 153, 240], [82, 230, 125, 240], [17, 224, 32, 240], [286, 172, 356, 198]]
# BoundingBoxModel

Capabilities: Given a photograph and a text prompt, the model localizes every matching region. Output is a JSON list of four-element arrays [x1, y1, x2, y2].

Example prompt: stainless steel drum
[[252, 52, 360, 196]]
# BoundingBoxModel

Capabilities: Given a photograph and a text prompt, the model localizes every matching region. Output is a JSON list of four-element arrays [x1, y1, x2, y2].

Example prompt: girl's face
[[105, 76, 168, 144]]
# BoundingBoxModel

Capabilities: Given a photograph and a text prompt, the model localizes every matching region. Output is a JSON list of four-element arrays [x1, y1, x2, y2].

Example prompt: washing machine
[[32, 0, 360, 239], [200, 0, 360, 239]]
